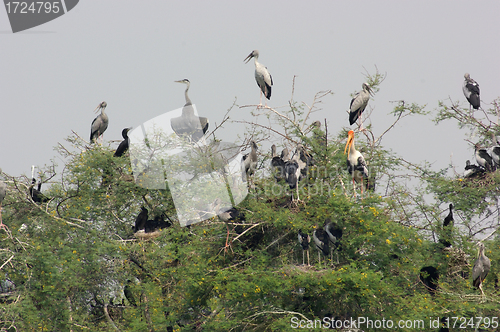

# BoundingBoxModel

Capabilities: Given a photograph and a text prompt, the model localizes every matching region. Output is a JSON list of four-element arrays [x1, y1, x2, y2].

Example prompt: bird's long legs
[[0, 205, 9, 232]]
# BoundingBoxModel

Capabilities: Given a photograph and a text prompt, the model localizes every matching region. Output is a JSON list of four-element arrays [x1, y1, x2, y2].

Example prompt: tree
[[0, 72, 499, 331]]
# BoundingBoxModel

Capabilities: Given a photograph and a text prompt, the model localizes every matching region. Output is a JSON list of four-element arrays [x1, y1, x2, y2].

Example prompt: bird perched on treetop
[[349, 83, 374, 129], [244, 50, 273, 105], [345, 130, 369, 197], [463, 73, 480, 110], [114, 127, 133, 157], [90, 101, 108, 143]]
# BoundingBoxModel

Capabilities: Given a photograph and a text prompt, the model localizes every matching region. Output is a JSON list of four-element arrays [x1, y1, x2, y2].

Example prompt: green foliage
[[1, 75, 499, 331]]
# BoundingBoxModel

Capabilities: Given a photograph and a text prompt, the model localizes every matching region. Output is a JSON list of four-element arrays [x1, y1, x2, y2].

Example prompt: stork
[[463, 73, 480, 110], [213, 198, 245, 250], [324, 218, 343, 264], [349, 83, 374, 130], [293, 144, 314, 178], [171, 79, 209, 143], [313, 226, 330, 266], [464, 160, 484, 179], [270, 144, 285, 182], [284, 159, 301, 202], [0, 168, 7, 231], [472, 242, 490, 296], [475, 143, 495, 172], [244, 50, 273, 106], [242, 141, 258, 183], [114, 127, 133, 157], [90, 101, 108, 144], [438, 204, 453, 248], [419, 266, 439, 295], [124, 280, 137, 306], [298, 230, 311, 266], [345, 130, 369, 196], [30, 166, 49, 204]]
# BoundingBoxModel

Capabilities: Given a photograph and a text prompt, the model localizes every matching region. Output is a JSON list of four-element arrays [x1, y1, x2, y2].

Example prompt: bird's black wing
[[114, 139, 129, 157]]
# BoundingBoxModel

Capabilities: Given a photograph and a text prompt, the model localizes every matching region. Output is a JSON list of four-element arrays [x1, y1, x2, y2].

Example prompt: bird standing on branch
[[244, 50, 273, 106], [90, 101, 108, 144]]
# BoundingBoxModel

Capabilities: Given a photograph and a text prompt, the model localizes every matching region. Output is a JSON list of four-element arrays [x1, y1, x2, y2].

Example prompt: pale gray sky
[[1, 1, 499, 178]]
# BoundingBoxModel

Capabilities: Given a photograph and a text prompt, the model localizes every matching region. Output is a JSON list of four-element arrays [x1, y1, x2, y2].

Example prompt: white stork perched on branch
[[349, 83, 373, 130], [244, 50, 273, 106], [345, 130, 369, 196]]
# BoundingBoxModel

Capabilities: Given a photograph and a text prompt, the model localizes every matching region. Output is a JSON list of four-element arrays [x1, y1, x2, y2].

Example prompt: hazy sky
[[1, 1, 499, 179]]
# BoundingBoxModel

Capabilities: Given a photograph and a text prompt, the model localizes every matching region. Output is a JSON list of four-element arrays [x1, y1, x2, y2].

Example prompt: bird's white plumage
[[349, 83, 373, 125], [244, 50, 273, 101]]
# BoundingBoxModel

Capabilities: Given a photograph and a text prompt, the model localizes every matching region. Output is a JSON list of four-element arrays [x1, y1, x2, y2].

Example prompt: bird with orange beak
[[344, 130, 369, 196]]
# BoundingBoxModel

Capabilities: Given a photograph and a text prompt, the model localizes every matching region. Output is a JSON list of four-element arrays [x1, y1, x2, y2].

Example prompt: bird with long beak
[[90, 101, 108, 144], [349, 83, 374, 131], [344, 130, 369, 197], [244, 50, 273, 106]]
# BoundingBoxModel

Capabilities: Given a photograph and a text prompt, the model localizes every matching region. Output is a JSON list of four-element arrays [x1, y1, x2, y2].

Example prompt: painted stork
[[464, 160, 484, 178], [0, 168, 7, 231], [419, 266, 439, 295], [90, 101, 108, 143], [114, 127, 132, 157], [134, 207, 148, 233], [270, 144, 285, 182], [171, 79, 209, 143], [472, 242, 490, 296], [242, 141, 258, 182], [345, 130, 369, 196], [475, 143, 495, 172], [298, 230, 311, 266], [313, 226, 330, 266], [244, 50, 273, 105], [349, 83, 374, 129], [439, 204, 453, 248], [463, 73, 480, 110], [324, 218, 343, 264]]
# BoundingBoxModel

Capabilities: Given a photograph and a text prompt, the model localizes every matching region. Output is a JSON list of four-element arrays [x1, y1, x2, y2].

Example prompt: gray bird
[[244, 50, 273, 105], [171, 79, 209, 143], [472, 242, 490, 296], [349, 83, 374, 129], [241, 141, 258, 182], [270, 144, 285, 182], [298, 230, 311, 266], [90, 101, 108, 143], [463, 73, 480, 110], [313, 226, 330, 266], [324, 218, 343, 264], [0, 168, 7, 231]]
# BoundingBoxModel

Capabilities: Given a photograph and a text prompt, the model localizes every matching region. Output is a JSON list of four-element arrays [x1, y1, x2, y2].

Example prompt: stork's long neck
[[184, 84, 192, 106]]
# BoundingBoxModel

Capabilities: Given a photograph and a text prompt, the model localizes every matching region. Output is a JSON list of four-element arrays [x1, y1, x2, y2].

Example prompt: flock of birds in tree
[[0, 48, 491, 300]]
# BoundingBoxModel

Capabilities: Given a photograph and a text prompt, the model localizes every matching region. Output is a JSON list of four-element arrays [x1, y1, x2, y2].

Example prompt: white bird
[[463, 73, 480, 110], [345, 130, 369, 196], [90, 101, 108, 144], [241, 141, 258, 182], [171, 79, 209, 143], [0, 168, 7, 231], [475, 143, 495, 172], [349, 83, 374, 130], [244, 50, 273, 105], [464, 160, 484, 179]]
